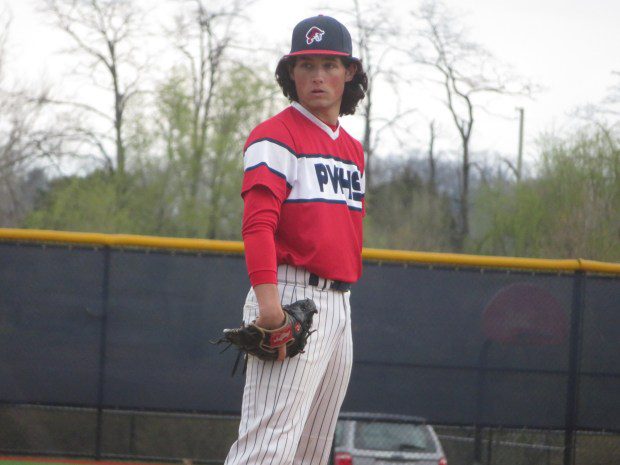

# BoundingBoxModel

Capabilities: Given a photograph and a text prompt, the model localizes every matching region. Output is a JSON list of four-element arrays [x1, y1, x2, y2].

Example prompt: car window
[[334, 421, 345, 446], [354, 422, 437, 453]]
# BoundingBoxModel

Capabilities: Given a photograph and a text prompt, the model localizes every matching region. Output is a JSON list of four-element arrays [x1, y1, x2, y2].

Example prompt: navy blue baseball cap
[[284, 15, 360, 61]]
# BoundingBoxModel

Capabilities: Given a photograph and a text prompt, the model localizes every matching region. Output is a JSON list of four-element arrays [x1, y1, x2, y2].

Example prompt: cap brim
[[286, 49, 351, 57]]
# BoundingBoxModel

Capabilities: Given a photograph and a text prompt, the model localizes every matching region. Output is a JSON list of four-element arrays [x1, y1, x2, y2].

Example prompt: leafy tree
[[25, 170, 143, 233], [365, 156, 454, 251], [24, 64, 275, 238], [472, 125, 620, 261], [204, 65, 277, 239], [407, 0, 532, 250], [161, 0, 257, 237]]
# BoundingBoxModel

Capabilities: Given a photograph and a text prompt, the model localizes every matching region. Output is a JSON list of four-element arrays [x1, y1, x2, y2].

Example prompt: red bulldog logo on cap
[[306, 26, 325, 45]]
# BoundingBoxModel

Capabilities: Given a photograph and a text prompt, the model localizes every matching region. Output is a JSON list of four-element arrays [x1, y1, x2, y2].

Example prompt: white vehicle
[[332, 412, 447, 465]]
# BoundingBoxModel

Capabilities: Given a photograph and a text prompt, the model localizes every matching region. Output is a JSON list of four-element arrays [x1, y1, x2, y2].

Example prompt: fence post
[[564, 270, 585, 465], [95, 246, 112, 460], [473, 340, 492, 464]]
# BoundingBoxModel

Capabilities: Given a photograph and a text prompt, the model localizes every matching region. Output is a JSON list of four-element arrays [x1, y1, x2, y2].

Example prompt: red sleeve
[[242, 185, 282, 286]]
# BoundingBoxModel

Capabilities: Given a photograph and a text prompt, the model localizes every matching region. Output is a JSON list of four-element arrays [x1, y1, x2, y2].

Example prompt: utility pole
[[516, 107, 524, 181], [428, 120, 436, 194]]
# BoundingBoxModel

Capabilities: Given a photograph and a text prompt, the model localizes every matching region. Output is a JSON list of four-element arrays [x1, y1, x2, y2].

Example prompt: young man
[[225, 15, 368, 465]]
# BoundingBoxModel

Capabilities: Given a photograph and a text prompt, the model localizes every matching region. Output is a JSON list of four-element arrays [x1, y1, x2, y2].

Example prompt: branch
[[36, 97, 114, 122], [501, 157, 519, 180], [47, 1, 113, 69]]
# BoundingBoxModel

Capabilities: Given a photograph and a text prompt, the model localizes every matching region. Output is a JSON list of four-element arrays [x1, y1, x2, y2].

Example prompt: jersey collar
[[291, 102, 340, 140]]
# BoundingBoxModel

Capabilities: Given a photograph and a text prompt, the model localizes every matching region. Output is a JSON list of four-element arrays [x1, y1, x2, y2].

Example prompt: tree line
[[0, 0, 618, 262]]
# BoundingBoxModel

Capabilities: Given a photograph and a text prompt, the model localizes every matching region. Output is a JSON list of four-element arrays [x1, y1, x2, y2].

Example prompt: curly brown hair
[[275, 56, 368, 116]]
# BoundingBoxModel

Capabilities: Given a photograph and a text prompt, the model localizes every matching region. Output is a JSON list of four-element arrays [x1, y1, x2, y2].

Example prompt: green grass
[[0, 459, 158, 465], [1, 462, 37, 465], [1, 461, 77, 465]]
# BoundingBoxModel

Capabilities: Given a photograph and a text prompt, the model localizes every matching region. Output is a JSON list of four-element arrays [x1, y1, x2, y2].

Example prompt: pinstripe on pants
[[224, 265, 353, 465]]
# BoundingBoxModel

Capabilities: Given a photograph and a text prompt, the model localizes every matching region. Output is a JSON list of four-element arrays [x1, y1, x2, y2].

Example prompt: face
[[289, 55, 357, 122]]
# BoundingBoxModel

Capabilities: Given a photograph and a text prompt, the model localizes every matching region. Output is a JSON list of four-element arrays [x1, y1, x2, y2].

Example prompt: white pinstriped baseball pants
[[224, 265, 353, 465]]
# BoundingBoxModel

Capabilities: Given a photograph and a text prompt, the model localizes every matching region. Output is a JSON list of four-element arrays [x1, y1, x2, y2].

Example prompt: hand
[[212, 298, 318, 370], [254, 283, 288, 362], [255, 310, 287, 361], [254, 308, 286, 329]]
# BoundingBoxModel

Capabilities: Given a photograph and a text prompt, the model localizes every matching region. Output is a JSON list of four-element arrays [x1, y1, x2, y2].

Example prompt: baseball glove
[[213, 298, 318, 374]]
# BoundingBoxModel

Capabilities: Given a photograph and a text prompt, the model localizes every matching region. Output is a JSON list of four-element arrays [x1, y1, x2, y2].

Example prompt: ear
[[288, 62, 296, 81], [344, 63, 357, 83]]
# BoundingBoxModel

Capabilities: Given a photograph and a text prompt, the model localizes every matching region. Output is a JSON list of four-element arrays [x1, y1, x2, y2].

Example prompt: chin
[[305, 101, 327, 110], [302, 98, 331, 110]]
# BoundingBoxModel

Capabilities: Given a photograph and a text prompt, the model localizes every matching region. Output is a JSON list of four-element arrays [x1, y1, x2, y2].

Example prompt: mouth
[[311, 89, 326, 95]]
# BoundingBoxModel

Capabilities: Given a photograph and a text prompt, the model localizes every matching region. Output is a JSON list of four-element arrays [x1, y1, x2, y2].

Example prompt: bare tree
[[328, 0, 416, 191], [0, 8, 53, 226], [571, 72, 620, 155], [596, 70, 620, 146], [170, 0, 252, 203], [351, 0, 395, 190], [158, 0, 263, 237], [604, 70, 620, 113], [43, 0, 147, 182], [408, 0, 532, 249]]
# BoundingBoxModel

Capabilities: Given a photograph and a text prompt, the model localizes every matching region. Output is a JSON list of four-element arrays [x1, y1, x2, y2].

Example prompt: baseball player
[[224, 14, 368, 465]]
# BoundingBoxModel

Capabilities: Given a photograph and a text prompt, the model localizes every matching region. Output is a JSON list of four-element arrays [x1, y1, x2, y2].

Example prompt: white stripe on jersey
[[244, 139, 298, 186], [244, 139, 365, 211], [288, 157, 364, 211]]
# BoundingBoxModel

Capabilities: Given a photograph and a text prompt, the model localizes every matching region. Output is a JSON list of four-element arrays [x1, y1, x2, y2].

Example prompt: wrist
[[259, 304, 284, 321], [253, 283, 285, 327], [253, 283, 280, 309]]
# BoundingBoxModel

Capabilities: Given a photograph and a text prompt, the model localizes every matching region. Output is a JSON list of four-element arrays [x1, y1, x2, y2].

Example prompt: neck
[[299, 103, 339, 127]]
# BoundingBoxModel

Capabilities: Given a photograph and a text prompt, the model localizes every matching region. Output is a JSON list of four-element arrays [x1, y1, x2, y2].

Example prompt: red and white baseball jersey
[[241, 102, 365, 286]]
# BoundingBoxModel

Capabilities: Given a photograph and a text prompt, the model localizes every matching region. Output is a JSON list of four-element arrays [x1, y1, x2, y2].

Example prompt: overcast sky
[[3, 0, 619, 173]]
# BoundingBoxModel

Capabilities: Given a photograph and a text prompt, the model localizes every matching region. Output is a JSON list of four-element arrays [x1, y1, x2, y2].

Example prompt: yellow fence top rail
[[0, 228, 244, 254], [1, 228, 619, 275]]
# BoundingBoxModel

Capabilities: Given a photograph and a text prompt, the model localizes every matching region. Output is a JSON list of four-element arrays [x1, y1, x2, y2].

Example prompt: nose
[[311, 68, 325, 83]]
